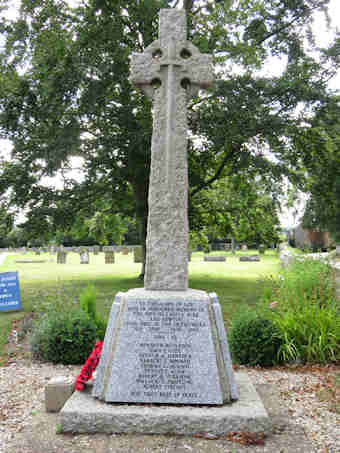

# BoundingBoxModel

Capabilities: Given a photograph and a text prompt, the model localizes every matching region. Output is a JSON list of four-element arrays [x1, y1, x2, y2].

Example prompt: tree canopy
[[299, 97, 340, 242], [0, 0, 339, 249]]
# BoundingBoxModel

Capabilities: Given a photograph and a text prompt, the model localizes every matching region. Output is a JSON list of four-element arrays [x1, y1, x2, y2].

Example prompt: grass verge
[[0, 250, 280, 360]]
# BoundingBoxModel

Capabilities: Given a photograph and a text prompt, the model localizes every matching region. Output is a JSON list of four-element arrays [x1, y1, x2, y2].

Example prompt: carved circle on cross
[[151, 78, 162, 88], [152, 49, 163, 59], [150, 45, 194, 92], [180, 48, 192, 59]]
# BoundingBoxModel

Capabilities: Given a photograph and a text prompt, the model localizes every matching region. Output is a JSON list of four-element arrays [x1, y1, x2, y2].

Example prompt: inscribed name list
[[103, 296, 223, 404], [0, 272, 21, 311]]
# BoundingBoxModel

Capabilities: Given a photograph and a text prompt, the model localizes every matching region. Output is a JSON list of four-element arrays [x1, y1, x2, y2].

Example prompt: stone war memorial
[[61, 9, 270, 436]]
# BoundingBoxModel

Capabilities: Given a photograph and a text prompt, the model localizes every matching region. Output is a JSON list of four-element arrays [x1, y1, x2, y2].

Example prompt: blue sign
[[0, 272, 21, 311]]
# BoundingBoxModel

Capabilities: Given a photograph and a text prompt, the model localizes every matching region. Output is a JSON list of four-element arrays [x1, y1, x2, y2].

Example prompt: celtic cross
[[130, 9, 213, 291]]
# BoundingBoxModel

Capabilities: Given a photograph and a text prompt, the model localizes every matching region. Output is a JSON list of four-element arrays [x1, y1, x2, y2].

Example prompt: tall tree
[[0, 0, 339, 267], [298, 97, 340, 244], [190, 171, 281, 245]]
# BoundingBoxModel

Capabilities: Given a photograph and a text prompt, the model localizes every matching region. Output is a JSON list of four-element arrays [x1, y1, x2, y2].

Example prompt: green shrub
[[229, 309, 283, 367], [261, 259, 340, 363], [30, 307, 97, 364], [79, 284, 107, 341]]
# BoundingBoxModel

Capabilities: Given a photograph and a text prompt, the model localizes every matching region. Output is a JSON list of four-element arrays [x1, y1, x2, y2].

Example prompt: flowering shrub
[[75, 341, 103, 391]]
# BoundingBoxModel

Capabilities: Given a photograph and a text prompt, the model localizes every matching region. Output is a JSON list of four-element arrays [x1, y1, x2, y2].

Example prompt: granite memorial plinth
[[92, 288, 237, 405], [61, 371, 270, 436]]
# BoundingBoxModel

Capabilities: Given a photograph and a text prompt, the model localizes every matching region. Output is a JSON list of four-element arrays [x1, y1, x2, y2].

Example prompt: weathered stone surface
[[130, 9, 213, 291], [45, 376, 74, 413], [80, 251, 90, 264], [204, 256, 226, 262], [92, 288, 235, 405], [102, 246, 115, 252], [57, 251, 67, 264], [61, 372, 271, 435], [75, 9, 262, 438], [104, 251, 115, 264], [239, 255, 260, 262], [209, 293, 238, 401], [280, 251, 294, 268]]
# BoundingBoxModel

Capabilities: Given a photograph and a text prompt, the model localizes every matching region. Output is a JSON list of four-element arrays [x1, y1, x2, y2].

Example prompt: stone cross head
[[130, 9, 213, 99]]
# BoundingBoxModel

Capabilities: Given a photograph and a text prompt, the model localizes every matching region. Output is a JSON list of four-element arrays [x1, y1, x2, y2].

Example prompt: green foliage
[[274, 303, 340, 364], [190, 174, 281, 245], [229, 308, 283, 367], [0, 0, 337, 250], [299, 99, 340, 243], [261, 259, 340, 363], [79, 284, 107, 341], [189, 230, 209, 252], [30, 306, 97, 365]]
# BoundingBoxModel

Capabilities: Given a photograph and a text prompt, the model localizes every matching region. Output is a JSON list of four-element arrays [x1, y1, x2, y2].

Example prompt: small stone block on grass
[[204, 256, 226, 262], [45, 376, 74, 413], [239, 255, 260, 262]]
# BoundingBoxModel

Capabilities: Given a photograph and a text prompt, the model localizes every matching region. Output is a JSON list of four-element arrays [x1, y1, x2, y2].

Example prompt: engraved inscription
[[125, 300, 206, 400]]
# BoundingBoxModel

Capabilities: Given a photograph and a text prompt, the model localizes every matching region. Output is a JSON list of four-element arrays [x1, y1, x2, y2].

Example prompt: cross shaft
[[130, 9, 213, 291]]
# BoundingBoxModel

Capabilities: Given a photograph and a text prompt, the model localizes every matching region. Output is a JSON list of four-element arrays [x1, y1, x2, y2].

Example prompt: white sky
[[1, 0, 340, 228]]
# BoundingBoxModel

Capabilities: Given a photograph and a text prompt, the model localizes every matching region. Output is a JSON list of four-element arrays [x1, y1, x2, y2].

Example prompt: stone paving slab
[[60, 372, 271, 436]]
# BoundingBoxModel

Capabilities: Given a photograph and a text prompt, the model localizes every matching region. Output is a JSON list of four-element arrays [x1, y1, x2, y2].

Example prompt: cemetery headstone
[[280, 250, 294, 268], [102, 246, 115, 252], [204, 256, 226, 262], [239, 255, 260, 262], [105, 251, 115, 264], [80, 250, 89, 264], [57, 251, 67, 264]]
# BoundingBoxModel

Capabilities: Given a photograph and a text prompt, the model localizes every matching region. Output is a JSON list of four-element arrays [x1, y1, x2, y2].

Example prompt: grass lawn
[[0, 249, 281, 359]]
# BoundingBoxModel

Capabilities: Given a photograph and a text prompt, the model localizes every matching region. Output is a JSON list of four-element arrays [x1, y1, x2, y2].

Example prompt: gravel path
[[0, 334, 339, 453]]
